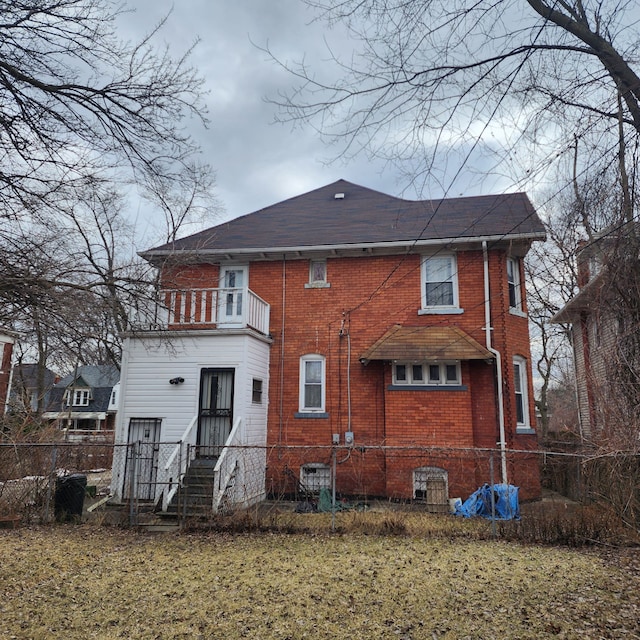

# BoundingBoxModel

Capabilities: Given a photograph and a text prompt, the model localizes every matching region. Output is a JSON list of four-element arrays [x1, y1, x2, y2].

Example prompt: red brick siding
[[164, 248, 540, 500]]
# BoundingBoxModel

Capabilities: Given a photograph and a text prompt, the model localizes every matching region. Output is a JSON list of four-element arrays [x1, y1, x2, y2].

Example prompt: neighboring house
[[8, 363, 58, 415], [43, 365, 120, 441], [552, 227, 640, 442], [113, 179, 546, 511], [0, 328, 16, 413]]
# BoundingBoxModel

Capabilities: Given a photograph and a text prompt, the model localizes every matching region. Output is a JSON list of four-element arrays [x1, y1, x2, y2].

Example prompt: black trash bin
[[54, 474, 87, 522]]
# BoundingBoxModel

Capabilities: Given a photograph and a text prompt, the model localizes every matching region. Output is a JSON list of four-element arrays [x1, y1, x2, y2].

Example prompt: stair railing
[[161, 415, 198, 511], [212, 416, 243, 512]]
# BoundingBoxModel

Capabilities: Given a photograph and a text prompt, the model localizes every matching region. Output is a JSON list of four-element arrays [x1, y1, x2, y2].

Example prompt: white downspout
[[483, 241, 508, 484]]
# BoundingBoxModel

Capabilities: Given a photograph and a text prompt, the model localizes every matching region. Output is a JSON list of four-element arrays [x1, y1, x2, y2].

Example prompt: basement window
[[301, 463, 331, 492]]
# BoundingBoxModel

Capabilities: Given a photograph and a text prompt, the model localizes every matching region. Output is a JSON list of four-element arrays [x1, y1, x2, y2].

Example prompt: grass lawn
[[1, 524, 639, 639]]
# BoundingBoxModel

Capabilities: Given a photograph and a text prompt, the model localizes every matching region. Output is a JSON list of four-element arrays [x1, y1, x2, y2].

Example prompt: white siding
[[113, 332, 270, 503]]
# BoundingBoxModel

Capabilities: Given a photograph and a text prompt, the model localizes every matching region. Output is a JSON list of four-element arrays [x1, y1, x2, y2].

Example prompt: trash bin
[[54, 474, 87, 522]]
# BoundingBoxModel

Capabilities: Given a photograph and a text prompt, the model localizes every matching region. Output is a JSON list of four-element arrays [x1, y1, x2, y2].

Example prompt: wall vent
[[334, 192, 345, 199]]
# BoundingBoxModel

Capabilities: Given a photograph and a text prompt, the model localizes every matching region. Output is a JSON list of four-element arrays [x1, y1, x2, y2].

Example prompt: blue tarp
[[454, 483, 520, 521]]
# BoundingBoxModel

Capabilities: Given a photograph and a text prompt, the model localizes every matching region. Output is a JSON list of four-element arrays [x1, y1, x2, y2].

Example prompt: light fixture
[[169, 377, 185, 385]]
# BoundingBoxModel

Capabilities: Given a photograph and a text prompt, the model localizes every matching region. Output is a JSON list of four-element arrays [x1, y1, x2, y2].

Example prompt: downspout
[[483, 241, 508, 484]]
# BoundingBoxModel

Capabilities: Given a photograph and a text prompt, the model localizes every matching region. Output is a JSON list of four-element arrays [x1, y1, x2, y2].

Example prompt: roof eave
[[140, 231, 546, 264]]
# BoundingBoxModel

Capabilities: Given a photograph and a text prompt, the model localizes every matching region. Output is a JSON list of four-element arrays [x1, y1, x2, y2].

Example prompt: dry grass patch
[[1, 526, 639, 639]]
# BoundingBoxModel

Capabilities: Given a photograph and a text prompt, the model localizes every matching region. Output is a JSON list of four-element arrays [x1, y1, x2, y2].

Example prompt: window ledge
[[509, 308, 527, 318], [418, 307, 464, 316], [388, 385, 467, 392], [304, 282, 331, 289], [295, 412, 329, 419], [515, 427, 536, 435]]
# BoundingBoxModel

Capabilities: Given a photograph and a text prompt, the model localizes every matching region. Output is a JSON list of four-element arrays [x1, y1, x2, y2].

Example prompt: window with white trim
[[513, 356, 530, 428], [507, 257, 522, 312], [421, 254, 459, 310], [299, 354, 325, 412], [393, 361, 461, 386], [301, 463, 331, 492], [65, 388, 91, 406], [309, 260, 326, 284]]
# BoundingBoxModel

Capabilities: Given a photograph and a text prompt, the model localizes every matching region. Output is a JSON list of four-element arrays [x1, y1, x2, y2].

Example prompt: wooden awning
[[360, 325, 493, 364]]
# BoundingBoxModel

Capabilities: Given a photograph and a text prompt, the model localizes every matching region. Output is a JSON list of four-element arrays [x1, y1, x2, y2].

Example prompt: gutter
[[483, 241, 508, 484], [140, 232, 547, 262]]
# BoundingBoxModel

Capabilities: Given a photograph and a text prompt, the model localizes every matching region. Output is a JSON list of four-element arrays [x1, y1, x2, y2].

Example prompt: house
[[0, 328, 16, 413], [8, 363, 58, 415], [552, 226, 640, 443], [43, 365, 120, 441], [113, 180, 546, 512]]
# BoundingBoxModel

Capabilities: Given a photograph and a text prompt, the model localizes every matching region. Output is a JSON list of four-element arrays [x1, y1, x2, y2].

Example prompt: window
[[306, 260, 330, 288], [310, 260, 326, 283], [507, 257, 522, 312], [421, 254, 460, 311], [393, 362, 461, 386], [252, 378, 263, 404], [299, 354, 325, 412], [66, 388, 90, 406], [513, 356, 529, 428], [301, 463, 331, 492]]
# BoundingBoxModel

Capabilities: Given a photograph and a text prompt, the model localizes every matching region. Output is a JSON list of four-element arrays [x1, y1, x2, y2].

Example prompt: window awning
[[360, 325, 493, 364]]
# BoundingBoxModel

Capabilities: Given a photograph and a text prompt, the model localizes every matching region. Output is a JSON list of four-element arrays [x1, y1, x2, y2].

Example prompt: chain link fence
[[1, 441, 639, 532]]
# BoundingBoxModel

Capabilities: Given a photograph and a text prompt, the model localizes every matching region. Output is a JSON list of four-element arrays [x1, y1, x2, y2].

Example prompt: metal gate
[[125, 418, 161, 501], [197, 368, 234, 458]]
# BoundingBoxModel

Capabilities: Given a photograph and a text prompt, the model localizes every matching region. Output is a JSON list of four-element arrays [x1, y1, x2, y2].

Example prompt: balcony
[[133, 288, 270, 335]]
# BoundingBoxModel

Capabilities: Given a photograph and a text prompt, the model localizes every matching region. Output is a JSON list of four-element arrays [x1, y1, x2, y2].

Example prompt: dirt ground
[[1, 525, 639, 640]]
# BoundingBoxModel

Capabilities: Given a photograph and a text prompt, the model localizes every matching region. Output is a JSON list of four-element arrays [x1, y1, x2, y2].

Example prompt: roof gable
[[142, 180, 546, 262], [55, 365, 120, 389]]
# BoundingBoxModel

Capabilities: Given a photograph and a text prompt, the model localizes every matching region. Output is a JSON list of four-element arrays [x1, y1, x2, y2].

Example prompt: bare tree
[[272, 1, 640, 195], [0, 0, 208, 220], [141, 161, 222, 245]]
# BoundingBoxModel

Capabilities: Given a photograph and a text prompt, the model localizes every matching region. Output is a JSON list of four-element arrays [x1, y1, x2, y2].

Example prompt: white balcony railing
[[134, 288, 270, 335]]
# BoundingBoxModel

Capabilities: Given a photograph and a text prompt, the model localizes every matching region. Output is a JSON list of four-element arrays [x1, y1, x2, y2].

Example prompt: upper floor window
[[393, 362, 461, 386], [306, 259, 330, 288], [513, 356, 530, 428], [66, 388, 90, 407], [507, 257, 523, 312], [420, 254, 460, 313], [299, 354, 325, 412]]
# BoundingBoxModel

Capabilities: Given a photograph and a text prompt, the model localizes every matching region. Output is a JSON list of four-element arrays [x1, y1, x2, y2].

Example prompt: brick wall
[[164, 248, 540, 500]]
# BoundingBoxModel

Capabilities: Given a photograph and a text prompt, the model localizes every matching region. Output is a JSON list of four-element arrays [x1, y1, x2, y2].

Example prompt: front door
[[197, 368, 234, 457], [219, 266, 247, 326]]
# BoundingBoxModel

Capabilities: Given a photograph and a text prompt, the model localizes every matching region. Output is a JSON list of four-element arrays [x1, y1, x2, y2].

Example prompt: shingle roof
[[55, 365, 120, 389], [142, 180, 545, 260], [45, 365, 119, 415], [360, 325, 493, 364]]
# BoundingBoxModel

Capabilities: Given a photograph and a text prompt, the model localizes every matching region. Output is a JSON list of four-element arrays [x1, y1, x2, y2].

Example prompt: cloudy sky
[[120, 0, 392, 225]]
